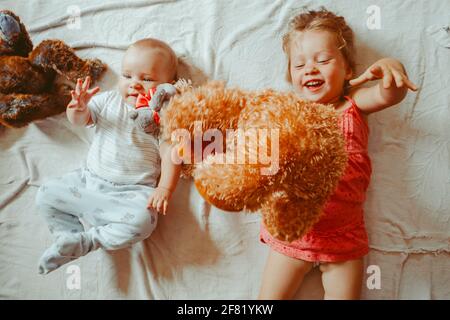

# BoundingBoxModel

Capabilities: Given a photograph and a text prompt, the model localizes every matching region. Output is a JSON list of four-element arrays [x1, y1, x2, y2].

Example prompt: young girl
[[36, 38, 181, 274], [259, 8, 417, 299]]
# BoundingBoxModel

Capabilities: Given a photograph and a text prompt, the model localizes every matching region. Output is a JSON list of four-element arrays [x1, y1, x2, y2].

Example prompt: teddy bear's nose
[[0, 12, 21, 48]]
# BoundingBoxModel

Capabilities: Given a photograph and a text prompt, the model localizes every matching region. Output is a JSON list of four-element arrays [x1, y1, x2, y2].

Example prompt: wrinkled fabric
[[0, 0, 449, 299]]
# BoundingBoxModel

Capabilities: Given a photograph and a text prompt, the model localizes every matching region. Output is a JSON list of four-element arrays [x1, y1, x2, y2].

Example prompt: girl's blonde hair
[[282, 8, 356, 83]]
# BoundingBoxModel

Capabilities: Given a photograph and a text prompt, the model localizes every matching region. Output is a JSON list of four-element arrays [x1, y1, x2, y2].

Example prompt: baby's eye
[[122, 74, 131, 79], [295, 64, 305, 69], [143, 78, 155, 82]]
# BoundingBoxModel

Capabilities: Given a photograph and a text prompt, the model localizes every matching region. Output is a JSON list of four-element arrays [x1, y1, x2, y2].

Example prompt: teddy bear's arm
[[29, 40, 106, 85], [0, 90, 70, 128], [0, 56, 54, 94]]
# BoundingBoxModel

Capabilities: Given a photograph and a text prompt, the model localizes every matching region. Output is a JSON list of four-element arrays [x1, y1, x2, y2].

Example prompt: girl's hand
[[67, 76, 100, 111], [349, 58, 418, 91], [147, 186, 172, 215]]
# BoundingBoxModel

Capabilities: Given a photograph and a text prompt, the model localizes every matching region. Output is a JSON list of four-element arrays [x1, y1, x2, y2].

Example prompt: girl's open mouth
[[304, 80, 325, 92]]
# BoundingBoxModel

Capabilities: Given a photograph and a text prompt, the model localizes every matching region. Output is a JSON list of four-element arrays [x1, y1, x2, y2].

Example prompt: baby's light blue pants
[[35, 167, 157, 274]]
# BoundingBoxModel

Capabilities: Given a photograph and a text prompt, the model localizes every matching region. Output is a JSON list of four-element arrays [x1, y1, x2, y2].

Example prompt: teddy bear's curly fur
[[161, 81, 348, 242], [0, 10, 106, 128]]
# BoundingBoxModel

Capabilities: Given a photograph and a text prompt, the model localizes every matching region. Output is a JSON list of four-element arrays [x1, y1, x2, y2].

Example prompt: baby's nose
[[130, 81, 143, 89]]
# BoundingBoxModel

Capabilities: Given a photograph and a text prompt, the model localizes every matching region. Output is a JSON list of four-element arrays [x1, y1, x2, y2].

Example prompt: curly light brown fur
[[162, 81, 348, 242]]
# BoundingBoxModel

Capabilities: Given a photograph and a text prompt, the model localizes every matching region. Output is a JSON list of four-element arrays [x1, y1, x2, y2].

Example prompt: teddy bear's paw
[[29, 40, 106, 85], [28, 40, 60, 71], [84, 59, 107, 82], [62, 58, 106, 84], [261, 193, 323, 242], [0, 99, 30, 127], [193, 154, 267, 212], [0, 93, 66, 128]]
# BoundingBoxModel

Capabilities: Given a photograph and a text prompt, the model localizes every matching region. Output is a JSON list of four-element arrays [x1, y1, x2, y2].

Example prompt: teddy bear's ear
[[261, 191, 323, 242], [0, 10, 33, 57]]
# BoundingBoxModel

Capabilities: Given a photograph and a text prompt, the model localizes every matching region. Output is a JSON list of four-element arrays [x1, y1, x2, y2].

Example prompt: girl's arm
[[349, 58, 418, 114]]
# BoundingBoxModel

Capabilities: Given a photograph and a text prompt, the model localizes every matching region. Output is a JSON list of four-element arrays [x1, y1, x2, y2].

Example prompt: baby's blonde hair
[[130, 38, 178, 80], [282, 8, 356, 83]]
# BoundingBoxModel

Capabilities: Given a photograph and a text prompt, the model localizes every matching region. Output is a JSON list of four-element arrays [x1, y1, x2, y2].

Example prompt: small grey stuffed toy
[[129, 83, 178, 136]]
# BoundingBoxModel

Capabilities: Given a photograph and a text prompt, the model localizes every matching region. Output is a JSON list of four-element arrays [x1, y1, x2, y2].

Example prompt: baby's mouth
[[127, 93, 140, 99]]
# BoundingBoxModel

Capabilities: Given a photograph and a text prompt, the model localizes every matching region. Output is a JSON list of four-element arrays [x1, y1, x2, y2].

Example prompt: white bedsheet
[[0, 0, 449, 299]]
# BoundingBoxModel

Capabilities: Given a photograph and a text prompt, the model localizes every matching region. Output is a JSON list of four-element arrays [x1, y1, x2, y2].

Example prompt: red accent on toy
[[135, 87, 157, 109]]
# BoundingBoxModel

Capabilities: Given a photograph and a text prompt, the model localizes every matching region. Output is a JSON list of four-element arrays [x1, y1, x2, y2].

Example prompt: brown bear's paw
[[0, 93, 66, 128], [193, 152, 269, 212], [82, 58, 107, 82], [59, 58, 107, 84], [29, 40, 106, 84], [0, 95, 36, 127], [261, 192, 323, 242], [0, 56, 53, 94], [29, 40, 74, 72]]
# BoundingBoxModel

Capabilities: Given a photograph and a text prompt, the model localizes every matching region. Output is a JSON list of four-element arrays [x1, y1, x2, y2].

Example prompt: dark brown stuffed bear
[[0, 10, 106, 128]]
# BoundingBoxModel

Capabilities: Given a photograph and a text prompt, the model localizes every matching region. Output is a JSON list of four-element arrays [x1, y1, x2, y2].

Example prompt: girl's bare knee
[[321, 259, 364, 300], [259, 250, 314, 299]]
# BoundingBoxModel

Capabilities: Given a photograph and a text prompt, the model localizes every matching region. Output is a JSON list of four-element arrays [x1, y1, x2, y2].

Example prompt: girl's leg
[[258, 249, 313, 299], [320, 258, 364, 300]]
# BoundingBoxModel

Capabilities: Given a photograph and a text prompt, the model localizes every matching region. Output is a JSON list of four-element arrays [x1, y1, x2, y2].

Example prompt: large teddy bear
[[160, 81, 348, 242], [0, 10, 106, 128]]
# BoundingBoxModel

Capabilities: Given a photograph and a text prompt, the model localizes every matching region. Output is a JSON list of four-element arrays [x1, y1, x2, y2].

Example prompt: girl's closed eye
[[318, 58, 332, 64], [317, 54, 333, 64], [122, 74, 131, 79]]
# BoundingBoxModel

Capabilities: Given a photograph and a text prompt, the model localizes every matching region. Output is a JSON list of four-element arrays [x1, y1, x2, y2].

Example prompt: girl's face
[[289, 30, 352, 104], [119, 46, 175, 106]]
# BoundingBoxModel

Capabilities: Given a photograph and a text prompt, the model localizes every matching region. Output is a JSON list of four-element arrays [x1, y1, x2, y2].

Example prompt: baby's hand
[[67, 76, 100, 111], [349, 58, 418, 91], [147, 186, 172, 215]]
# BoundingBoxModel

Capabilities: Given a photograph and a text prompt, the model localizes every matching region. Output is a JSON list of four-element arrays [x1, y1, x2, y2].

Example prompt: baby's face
[[289, 30, 352, 104], [119, 46, 175, 106]]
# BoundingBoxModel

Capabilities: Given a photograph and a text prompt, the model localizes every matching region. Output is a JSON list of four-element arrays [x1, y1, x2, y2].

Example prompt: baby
[[35, 38, 181, 274], [259, 9, 417, 299]]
